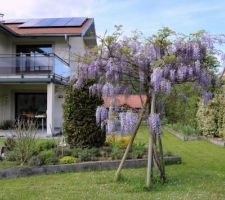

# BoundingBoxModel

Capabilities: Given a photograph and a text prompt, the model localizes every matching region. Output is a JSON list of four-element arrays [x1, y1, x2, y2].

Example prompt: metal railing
[[0, 53, 70, 79]]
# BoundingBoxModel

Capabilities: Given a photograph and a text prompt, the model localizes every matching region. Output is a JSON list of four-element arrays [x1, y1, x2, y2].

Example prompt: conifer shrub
[[63, 80, 106, 148]]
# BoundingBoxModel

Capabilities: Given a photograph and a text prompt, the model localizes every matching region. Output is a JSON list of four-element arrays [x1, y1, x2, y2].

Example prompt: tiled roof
[[103, 95, 147, 108]]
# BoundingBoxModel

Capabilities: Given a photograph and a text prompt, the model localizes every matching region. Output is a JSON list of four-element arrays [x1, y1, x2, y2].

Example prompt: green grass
[[0, 127, 225, 200], [0, 137, 5, 146]]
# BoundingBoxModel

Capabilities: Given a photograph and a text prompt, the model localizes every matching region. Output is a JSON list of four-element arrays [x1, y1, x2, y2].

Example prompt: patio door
[[15, 93, 47, 119]]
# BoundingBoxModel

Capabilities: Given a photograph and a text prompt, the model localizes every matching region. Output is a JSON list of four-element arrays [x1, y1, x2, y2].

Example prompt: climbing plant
[[72, 27, 224, 189]]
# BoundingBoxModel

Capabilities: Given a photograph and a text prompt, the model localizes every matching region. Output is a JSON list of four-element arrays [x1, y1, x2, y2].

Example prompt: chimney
[[0, 13, 4, 22]]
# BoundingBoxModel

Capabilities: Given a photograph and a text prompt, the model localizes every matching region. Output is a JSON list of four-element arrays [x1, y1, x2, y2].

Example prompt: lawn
[[0, 126, 225, 200], [0, 137, 4, 146]]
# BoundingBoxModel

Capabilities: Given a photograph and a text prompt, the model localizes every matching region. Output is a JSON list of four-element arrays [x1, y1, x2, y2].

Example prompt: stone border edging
[[164, 127, 225, 147], [0, 156, 181, 179], [164, 127, 203, 141]]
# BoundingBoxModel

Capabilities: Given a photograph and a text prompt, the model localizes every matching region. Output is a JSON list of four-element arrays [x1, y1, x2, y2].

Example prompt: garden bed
[[165, 127, 225, 147], [0, 155, 181, 179], [164, 127, 202, 141]]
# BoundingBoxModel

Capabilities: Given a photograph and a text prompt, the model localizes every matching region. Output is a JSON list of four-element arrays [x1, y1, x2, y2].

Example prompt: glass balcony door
[[16, 45, 53, 73]]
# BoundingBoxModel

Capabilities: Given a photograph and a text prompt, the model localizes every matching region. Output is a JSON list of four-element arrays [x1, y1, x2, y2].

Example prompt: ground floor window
[[15, 93, 47, 119]]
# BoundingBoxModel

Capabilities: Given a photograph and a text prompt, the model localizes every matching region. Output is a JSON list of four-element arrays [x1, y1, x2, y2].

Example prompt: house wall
[[0, 84, 65, 128], [0, 31, 13, 54]]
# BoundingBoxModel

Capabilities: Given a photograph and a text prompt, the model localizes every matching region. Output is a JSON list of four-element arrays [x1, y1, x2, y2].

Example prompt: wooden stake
[[158, 134, 165, 183], [146, 93, 156, 189]]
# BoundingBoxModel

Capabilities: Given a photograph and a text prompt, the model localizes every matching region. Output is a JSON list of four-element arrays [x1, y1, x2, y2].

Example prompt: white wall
[[0, 31, 13, 54]]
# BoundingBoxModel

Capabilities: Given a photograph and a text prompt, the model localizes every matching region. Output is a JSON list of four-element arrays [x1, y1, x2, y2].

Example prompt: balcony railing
[[0, 53, 70, 80]]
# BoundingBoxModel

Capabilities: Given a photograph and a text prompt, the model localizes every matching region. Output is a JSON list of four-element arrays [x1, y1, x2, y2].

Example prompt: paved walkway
[[0, 128, 62, 138]]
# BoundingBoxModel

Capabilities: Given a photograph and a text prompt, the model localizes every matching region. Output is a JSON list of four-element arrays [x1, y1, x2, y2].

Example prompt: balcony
[[0, 53, 70, 84]]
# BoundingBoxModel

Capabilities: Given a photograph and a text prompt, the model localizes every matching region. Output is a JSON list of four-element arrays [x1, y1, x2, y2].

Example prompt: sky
[[1, 0, 225, 37]]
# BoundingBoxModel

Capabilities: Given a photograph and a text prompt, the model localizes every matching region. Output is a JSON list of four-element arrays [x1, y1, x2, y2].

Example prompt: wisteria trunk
[[115, 100, 148, 181]]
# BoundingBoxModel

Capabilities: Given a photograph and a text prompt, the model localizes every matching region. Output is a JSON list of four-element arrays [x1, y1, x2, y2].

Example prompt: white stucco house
[[0, 16, 97, 136]]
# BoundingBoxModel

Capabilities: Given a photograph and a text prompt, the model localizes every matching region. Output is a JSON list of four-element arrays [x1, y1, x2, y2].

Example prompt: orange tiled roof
[[103, 95, 147, 108]]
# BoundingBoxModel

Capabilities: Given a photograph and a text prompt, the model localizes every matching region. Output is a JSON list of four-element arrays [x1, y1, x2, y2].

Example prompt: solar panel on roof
[[50, 18, 72, 26], [66, 17, 86, 26], [18, 17, 87, 28], [19, 19, 42, 27]]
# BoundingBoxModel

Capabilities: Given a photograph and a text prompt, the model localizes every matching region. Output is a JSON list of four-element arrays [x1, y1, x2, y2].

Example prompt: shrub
[[168, 123, 200, 136], [106, 134, 131, 149], [71, 148, 83, 158], [132, 143, 146, 159], [39, 150, 58, 165], [111, 145, 124, 160], [5, 150, 18, 162], [76, 148, 100, 162], [12, 120, 37, 165], [28, 155, 42, 166], [55, 147, 73, 157], [4, 137, 16, 151], [36, 140, 57, 152], [63, 80, 106, 148], [59, 156, 76, 164]]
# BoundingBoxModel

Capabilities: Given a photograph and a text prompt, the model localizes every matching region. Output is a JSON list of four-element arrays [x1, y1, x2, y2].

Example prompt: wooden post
[[158, 134, 165, 183], [146, 93, 156, 189], [115, 101, 148, 181]]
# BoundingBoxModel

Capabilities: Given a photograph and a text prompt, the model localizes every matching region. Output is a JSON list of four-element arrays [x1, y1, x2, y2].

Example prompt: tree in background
[[63, 80, 106, 148], [72, 27, 224, 189]]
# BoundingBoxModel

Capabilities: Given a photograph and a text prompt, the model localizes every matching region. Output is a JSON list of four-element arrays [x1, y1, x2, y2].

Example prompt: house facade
[[0, 17, 97, 136]]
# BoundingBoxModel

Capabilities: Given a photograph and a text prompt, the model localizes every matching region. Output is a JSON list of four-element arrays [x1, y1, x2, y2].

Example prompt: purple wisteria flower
[[106, 119, 117, 134], [148, 113, 162, 136], [96, 106, 108, 125], [102, 83, 114, 97]]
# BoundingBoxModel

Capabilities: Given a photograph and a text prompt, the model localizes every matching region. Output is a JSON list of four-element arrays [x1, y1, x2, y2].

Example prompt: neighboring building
[[104, 95, 147, 109], [0, 16, 97, 136]]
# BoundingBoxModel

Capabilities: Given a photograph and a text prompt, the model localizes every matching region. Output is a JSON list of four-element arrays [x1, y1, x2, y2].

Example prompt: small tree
[[73, 27, 224, 189], [63, 80, 106, 148]]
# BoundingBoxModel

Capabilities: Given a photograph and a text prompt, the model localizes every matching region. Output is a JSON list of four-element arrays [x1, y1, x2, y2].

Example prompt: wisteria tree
[[73, 27, 224, 189]]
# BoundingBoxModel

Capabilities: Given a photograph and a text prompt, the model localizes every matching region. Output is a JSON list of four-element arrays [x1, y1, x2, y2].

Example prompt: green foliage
[[63, 80, 106, 148], [5, 150, 18, 162], [111, 145, 124, 160], [164, 82, 199, 128], [4, 137, 16, 151], [196, 90, 225, 138], [168, 123, 201, 136], [132, 142, 146, 159], [59, 156, 76, 164], [106, 134, 131, 149], [36, 140, 57, 152], [55, 147, 73, 157], [39, 150, 58, 165], [28, 155, 42, 166], [74, 148, 100, 161], [1, 129, 225, 199], [11, 120, 37, 165]]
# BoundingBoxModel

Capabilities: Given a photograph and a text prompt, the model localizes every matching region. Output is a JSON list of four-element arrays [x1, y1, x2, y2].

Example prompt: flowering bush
[[106, 134, 131, 149], [59, 156, 76, 164]]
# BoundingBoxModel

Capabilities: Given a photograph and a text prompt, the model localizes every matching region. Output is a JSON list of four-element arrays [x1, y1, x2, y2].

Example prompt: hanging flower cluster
[[148, 113, 162, 135], [96, 106, 108, 125], [119, 111, 139, 135]]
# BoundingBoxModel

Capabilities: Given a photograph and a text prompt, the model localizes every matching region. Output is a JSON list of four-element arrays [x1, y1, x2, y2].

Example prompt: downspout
[[64, 34, 71, 67]]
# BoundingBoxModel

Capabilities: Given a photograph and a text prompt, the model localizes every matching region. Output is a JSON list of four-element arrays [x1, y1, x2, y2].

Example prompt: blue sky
[[1, 0, 225, 36]]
